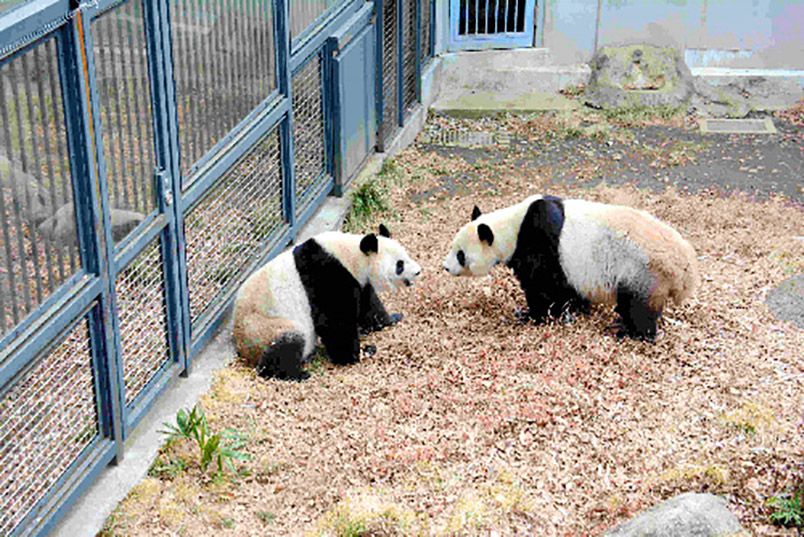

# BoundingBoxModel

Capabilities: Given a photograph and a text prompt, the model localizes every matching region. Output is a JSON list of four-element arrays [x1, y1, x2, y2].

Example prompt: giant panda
[[442, 195, 698, 341], [234, 224, 421, 380]]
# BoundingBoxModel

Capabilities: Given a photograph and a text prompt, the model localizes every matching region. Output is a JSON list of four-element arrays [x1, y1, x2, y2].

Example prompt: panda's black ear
[[360, 233, 379, 255], [477, 223, 494, 246], [378, 223, 391, 238], [471, 205, 482, 221]]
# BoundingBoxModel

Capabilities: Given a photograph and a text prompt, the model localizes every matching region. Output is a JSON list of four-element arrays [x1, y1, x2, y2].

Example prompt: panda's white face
[[442, 223, 498, 277], [371, 238, 422, 292]]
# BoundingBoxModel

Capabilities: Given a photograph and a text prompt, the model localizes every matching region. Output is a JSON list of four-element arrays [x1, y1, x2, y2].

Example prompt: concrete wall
[[541, 0, 804, 69]]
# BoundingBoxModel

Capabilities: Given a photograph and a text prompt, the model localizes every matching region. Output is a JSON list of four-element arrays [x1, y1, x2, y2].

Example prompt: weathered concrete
[[605, 493, 746, 537]]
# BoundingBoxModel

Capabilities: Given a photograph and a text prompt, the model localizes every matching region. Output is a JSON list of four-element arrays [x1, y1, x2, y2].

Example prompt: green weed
[[767, 490, 804, 528], [257, 511, 275, 525], [159, 405, 252, 473], [343, 178, 388, 232]]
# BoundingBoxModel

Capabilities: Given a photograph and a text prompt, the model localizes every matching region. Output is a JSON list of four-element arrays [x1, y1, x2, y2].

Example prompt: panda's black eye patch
[[396, 260, 404, 275], [457, 250, 466, 267]]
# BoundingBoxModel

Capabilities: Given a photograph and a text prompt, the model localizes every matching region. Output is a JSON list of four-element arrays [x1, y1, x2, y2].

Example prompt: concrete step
[[439, 49, 590, 95]]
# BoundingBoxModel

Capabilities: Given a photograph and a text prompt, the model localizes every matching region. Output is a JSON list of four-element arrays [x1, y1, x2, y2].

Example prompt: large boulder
[[584, 45, 695, 109], [605, 493, 746, 537]]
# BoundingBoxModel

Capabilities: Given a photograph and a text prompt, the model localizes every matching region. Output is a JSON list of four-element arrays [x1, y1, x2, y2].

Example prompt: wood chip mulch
[[102, 112, 804, 537]]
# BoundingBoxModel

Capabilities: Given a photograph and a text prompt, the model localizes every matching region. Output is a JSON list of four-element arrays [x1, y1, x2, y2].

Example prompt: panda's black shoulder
[[517, 196, 565, 250], [292, 237, 356, 287]]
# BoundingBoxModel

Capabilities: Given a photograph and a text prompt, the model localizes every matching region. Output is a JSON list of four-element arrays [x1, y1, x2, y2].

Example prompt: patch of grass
[[314, 493, 417, 536], [343, 177, 388, 232], [599, 104, 684, 126], [159, 405, 252, 473], [721, 402, 774, 437], [767, 489, 804, 528], [148, 455, 188, 479], [256, 511, 276, 525]]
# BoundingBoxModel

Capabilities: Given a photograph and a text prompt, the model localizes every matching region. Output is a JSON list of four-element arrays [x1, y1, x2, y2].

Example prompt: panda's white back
[[558, 199, 651, 304], [244, 248, 317, 356]]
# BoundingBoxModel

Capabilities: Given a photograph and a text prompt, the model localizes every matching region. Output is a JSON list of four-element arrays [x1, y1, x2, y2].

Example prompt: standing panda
[[234, 224, 421, 380], [442, 195, 698, 341]]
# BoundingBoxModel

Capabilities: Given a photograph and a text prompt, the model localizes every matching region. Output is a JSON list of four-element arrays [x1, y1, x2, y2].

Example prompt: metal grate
[[92, 0, 157, 245], [402, 0, 418, 113], [292, 53, 328, 219], [422, 0, 432, 63], [170, 0, 276, 181], [288, 0, 338, 42], [0, 37, 81, 340], [699, 118, 777, 134], [421, 129, 510, 147], [184, 127, 284, 332], [381, 0, 399, 143], [459, 0, 528, 35], [116, 237, 170, 405], [0, 315, 98, 535]]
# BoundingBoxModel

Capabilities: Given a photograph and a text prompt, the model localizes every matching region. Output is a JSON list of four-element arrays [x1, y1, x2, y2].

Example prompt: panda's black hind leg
[[257, 332, 310, 381], [615, 288, 659, 342]]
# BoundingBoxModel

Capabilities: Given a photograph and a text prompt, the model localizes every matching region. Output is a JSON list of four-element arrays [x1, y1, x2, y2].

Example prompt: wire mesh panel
[[170, 0, 276, 182], [115, 237, 170, 406], [0, 37, 81, 340], [0, 315, 98, 535], [288, 0, 338, 42], [422, 0, 432, 62], [459, 0, 528, 35], [292, 53, 328, 219], [380, 0, 398, 144], [184, 126, 284, 333], [91, 0, 156, 246], [402, 0, 417, 113]]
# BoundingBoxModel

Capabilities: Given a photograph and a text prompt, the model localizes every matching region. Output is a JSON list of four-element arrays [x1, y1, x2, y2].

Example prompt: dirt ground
[[100, 104, 804, 536]]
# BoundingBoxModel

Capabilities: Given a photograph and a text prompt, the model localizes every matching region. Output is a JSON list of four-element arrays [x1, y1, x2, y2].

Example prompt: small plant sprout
[[767, 489, 804, 528], [159, 405, 251, 473]]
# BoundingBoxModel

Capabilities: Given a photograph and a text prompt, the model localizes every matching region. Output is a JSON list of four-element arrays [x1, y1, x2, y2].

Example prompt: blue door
[[449, 0, 536, 51]]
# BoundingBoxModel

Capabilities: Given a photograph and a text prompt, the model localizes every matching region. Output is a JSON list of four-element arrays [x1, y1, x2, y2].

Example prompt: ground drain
[[699, 118, 776, 134], [420, 130, 510, 147]]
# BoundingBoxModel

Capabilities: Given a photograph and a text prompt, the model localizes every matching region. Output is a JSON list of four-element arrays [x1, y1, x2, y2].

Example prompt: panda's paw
[[362, 344, 377, 357]]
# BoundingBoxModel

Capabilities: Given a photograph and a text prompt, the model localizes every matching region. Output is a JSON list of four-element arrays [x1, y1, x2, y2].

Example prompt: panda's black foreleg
[[320, 325, 361, 365], [358, 285, 401, 335], [257, 332, 310, 381], [615, 288, 659, 341]]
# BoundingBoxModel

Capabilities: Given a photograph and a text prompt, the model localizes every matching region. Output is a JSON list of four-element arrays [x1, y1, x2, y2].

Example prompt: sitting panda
[[234, 224, 421, 380], [442, 195, 698, 341]]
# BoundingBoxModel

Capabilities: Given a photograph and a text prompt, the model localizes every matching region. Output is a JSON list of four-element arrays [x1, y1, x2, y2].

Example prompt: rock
[[605, 493, 746, 537], [38, 202, 146, 245], [766, 274, 804, 330], [584, 45, 695, 109]]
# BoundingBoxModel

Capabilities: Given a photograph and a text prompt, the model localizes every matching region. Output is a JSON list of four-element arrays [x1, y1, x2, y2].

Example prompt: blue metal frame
[[0, 0, 435, 533]]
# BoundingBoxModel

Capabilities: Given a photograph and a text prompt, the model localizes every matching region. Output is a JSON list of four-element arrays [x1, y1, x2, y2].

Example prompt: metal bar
[[20, 50, 47, 304], [193, 0, 213, 160], [45, 39, 77, 276], [117, 11, 139, 212], [105, 16, 127, 208], [33, 44, 59, 294], [10, 60, 34, 315], [514, 0, 520, 32], [127, 3, 149, 214], [0, 70, 21, 325]]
